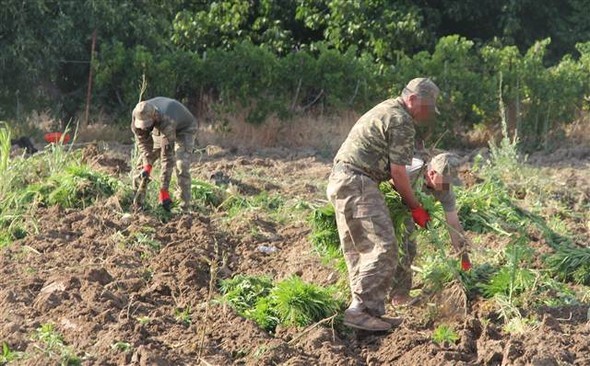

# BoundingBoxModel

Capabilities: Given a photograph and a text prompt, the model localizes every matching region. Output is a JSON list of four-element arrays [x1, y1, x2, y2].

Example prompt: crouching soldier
[[131, 97, 198, 212], [390, 152, 473, 306]]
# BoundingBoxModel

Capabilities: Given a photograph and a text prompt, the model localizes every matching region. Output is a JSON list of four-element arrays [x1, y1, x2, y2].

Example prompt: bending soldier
[[131, 97, 197, 212], [390, 153, 473, 306]]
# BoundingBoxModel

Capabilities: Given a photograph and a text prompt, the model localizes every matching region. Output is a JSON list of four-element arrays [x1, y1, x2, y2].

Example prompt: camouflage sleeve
[[387, 114, 415, 166], [435, 188, 457, 212], [131, 123, 155, 166]]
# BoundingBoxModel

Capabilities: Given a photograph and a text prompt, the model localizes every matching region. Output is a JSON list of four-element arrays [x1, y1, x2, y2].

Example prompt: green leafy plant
[[111, 341, 133, 353], [24, 164, 122, 209], [1, 342, 23, 363], [34, 323, 81, 365], [455, 179, 526, 236], [219, 274, 342, 332], [133, 231, 161, 251], [222, 191, 286, 218], [546, 246, 590, 285], [432, 324, 460, 345], [308, 204, 341, 260], [268, 275, 341, 328], [535, 276, 578, 306], [379, 182, 413, 245], [458, 262, 498, 297], [416, 254, 457, 293], [502, 315, 538, 334], [219, 274, 274, 313], [191, 180, 225, 207], [479, 236, 537, 302], [245, 296, 280, 332], [174, 307, 192, 326]]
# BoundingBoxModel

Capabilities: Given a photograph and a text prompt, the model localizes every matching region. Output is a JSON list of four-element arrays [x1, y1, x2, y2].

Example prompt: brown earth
[[1, 142, 589, 365]]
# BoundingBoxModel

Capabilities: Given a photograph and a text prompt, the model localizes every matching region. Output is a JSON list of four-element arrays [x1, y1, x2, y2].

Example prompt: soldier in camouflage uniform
[[131, 97, 198, 212], [390, 153, 473, 306], [327, 78, 440, 332]]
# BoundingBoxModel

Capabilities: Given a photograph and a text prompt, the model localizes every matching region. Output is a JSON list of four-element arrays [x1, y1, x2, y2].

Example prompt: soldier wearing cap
[[326, 77, 440, 332], [390, 152, 473, 307], [131, 97, 198, 211]]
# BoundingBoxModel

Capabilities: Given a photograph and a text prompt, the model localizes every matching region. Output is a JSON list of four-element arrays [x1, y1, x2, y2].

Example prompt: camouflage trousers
[[390, 217, 416, 298], [326, 163, 398, 317], [147, 130, 196, 210]]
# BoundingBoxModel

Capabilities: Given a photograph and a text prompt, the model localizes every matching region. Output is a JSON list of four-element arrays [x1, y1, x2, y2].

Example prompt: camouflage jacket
[[131, 97, 197, 167], [334, 97, 415, 182]]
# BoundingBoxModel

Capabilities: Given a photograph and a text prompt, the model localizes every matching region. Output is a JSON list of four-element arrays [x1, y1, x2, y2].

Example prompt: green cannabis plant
[[546, 245, 590, 285]]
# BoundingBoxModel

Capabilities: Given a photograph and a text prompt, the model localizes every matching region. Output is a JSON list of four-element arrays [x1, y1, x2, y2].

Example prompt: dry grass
[[198, 110, 358, 153], [566, 112, 590, 144], [12, 107, 589, 155], [75, 123, 132, 144]]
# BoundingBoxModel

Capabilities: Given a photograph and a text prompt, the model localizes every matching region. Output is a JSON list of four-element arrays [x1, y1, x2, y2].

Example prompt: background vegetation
[[1, 0, 589, 149]]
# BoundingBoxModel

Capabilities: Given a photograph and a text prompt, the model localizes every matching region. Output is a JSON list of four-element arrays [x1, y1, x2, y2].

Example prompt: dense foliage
[[1, 0, 589, 148]]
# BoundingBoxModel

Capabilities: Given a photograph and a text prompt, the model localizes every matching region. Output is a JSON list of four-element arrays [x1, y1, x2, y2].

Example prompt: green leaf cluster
[[432, 324, 460, 345], [546, 246, 590, 285], [34, 323, 81, 365], [24, 164, 121, 209], [219, 274, 342, 332], [1, 342, 23, 363], [456, 179, 526, 235]]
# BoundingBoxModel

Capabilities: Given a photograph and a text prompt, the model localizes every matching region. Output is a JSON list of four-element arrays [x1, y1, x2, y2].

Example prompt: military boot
[[343, 309, 391, 332]]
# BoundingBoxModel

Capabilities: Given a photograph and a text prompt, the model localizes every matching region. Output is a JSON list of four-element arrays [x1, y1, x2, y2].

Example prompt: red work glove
[[159, 189, 172, 211], [141, 164, 152, 179], [411, 206, 431, 228], [461, 253, 472, 271]]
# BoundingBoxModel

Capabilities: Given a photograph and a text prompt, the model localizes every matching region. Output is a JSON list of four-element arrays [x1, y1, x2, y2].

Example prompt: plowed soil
[[1, 143, 589, 366]]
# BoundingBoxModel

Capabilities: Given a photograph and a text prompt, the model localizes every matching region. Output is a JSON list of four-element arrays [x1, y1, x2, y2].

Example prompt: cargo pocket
[[152, 134, 162, 149], [348, 203, 380, 254]]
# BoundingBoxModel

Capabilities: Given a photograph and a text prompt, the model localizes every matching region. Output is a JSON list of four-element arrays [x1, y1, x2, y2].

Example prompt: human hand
[[141, 164, 152, 179], [159, 188, 172, 211], [460, 252, 472, 271], [411, 206, 431, 228], [133, 164, 152, 190]]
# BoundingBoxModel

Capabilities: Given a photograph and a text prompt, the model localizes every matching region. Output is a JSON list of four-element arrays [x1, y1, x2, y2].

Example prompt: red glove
[[159, 189, 172, 211], [411, 206, 431, 228], [461, 253, 472, 271], [141, 164, 152, 178]]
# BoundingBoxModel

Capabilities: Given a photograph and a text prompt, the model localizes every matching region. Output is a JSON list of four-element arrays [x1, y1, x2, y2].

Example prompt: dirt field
[[1, 136, 589, 365]]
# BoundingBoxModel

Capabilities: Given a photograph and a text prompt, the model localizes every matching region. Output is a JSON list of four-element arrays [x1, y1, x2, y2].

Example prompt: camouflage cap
[[404, 78, 440, 114], [429, 153, 462, 185], [133, 101, 157, 129]]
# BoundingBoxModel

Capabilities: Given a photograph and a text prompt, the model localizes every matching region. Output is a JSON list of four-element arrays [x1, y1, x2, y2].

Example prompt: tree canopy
[[1, 0, 589, 148]]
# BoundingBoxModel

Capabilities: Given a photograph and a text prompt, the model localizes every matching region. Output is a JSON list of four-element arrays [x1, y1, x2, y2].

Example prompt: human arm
[[444, 209, 472, 270], [390, 163, 430, 227], [132, 126, 155, 167]]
